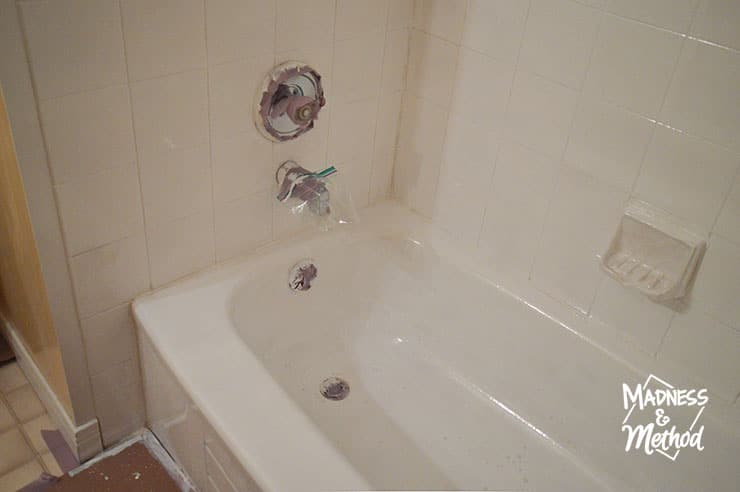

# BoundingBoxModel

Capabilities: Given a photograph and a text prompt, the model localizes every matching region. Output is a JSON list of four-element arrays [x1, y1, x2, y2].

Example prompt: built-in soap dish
[[601, 201, 706, 302]]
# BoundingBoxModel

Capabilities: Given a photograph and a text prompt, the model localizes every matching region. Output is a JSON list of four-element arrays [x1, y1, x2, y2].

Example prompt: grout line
[[388, 22, 413, 200], [322, 0, 339, 174], [654, 312, 677, 359], [366, 1, 393, 205], [0, 378, 51, 471], [202, 0, 218, 264], [708, 162, 740, 235], [117, 0, 153, 292], [13, 0, 100, 424], [475, 0, 531, 248], [625, 25, 692, 215]]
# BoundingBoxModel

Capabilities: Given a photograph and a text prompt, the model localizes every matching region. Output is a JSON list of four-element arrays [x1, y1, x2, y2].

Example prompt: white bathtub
[[133, 201, 739, 492]]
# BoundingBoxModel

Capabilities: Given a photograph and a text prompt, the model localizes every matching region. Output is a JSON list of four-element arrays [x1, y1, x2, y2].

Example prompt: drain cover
[[289, 259, 317, 291], [320, 377, 350, 401]]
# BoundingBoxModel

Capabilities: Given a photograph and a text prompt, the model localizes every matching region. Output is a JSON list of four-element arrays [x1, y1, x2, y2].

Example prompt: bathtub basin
[[133, 201, 739, 492]]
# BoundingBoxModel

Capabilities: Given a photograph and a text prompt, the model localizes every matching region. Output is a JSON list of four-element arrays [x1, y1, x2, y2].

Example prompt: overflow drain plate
[[320, 377, 350, 401]]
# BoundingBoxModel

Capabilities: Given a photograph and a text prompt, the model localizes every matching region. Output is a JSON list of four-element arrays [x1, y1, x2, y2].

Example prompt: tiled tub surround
[[8, 0, 411, 445], [396, 0, 740, 405], [133, 203, 739, 491], [2, 0, 738, 474]]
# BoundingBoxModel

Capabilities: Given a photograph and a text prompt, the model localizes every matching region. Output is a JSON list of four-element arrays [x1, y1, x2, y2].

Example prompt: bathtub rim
[[132, 199, 740, 491]]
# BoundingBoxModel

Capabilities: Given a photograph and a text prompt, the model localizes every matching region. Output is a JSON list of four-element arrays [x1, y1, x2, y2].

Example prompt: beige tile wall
[[0, 0, 97, 428], [10, 0, 736, 448], [396, 0, 740, 403], [8, 0, 412, 446]]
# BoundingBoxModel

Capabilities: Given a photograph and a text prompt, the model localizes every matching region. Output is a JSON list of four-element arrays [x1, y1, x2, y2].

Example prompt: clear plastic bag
[[277, 163, 358, 231]]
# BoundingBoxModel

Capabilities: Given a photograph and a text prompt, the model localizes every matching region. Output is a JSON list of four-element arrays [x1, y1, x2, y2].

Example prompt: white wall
[[1, 0, 98, 429], [395, 0, 740, 404], [5, 0, 412, 446]]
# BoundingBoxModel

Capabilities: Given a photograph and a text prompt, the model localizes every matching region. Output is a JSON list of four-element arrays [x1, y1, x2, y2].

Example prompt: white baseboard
[[0, 314, 103, 461]]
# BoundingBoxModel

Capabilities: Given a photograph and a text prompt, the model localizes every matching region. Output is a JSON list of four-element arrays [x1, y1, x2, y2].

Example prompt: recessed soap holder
[[601, 201, 706, 302]]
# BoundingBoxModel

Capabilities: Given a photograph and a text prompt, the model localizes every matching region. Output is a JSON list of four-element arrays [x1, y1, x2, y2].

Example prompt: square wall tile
[[339, 152, 373, 209], [414, 0, 468, 43], [0, 460, 44, 491], [275, 0, 335, 51], [462, 0, 529, 65], [212, 131, 273, 204], [147, 211, 215, 287], [506, 70, 578, 159], [564, 97, 654, 191], [131, 69, 209, 156], [394, 96, 448, 216], [205, 0, 275, 65], [382, 28, 410, 93], [55, 163, 144, 256], [333, 30, 385, 103], [22, 414, 53, 453], [20, 0, 126, 100], [0, 363, 29, 394], [714, 173, 740, 244], [406, 30, 459, 109], [387, 0, 414, 30], [608, 0, 699, 33], [39, 85, 136, 184], [0, 428, 34, 475], [519, 0, 601, 89], [328, 98, 378, 164], [374, 90, 403, 156], [479, 141, 559, 281], [272, 119, 329, 171], [691, 0, 740, 51], [660, 40, 740, 152], [589, 277, 674, 355], [532, 167, 628, 313], [139, 145, 212, 225], [275, 35, 334, 97], [215, 191, 273, 261], [584, 15, 683, 117], [80, 304, 138, 377], [633, 125, 738, 230], [0, 401, 13, 433], [209, 53, 275, 139], [69, 233, 150, 317], [434, 115, 499, 243], [328, 96, 378, 207], [90, 363, 145, 446], [120, 0, 206, 81], [691, 235, 740, 330], [450, 48, 515, 134], [335, 0, 388, 40], [659, 310, 740, 401], [370, 148, 395, 203], [5, 386, 44, 423]]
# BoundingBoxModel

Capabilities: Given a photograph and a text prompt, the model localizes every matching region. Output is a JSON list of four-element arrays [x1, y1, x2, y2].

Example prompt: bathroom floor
[[48, 442, 181, 492], [0, 361, 63, 491]]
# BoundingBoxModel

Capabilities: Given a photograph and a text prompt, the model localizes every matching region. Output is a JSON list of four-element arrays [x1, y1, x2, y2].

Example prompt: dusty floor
[[49, 443, 182, 492], [2, 360, 184, 492]]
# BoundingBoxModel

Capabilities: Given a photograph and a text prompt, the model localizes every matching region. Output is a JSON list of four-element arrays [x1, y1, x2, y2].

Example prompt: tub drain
[[320, 377, 350, 401]]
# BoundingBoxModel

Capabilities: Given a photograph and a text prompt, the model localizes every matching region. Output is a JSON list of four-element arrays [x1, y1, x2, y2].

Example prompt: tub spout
[[276, 160, 332, 216]]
